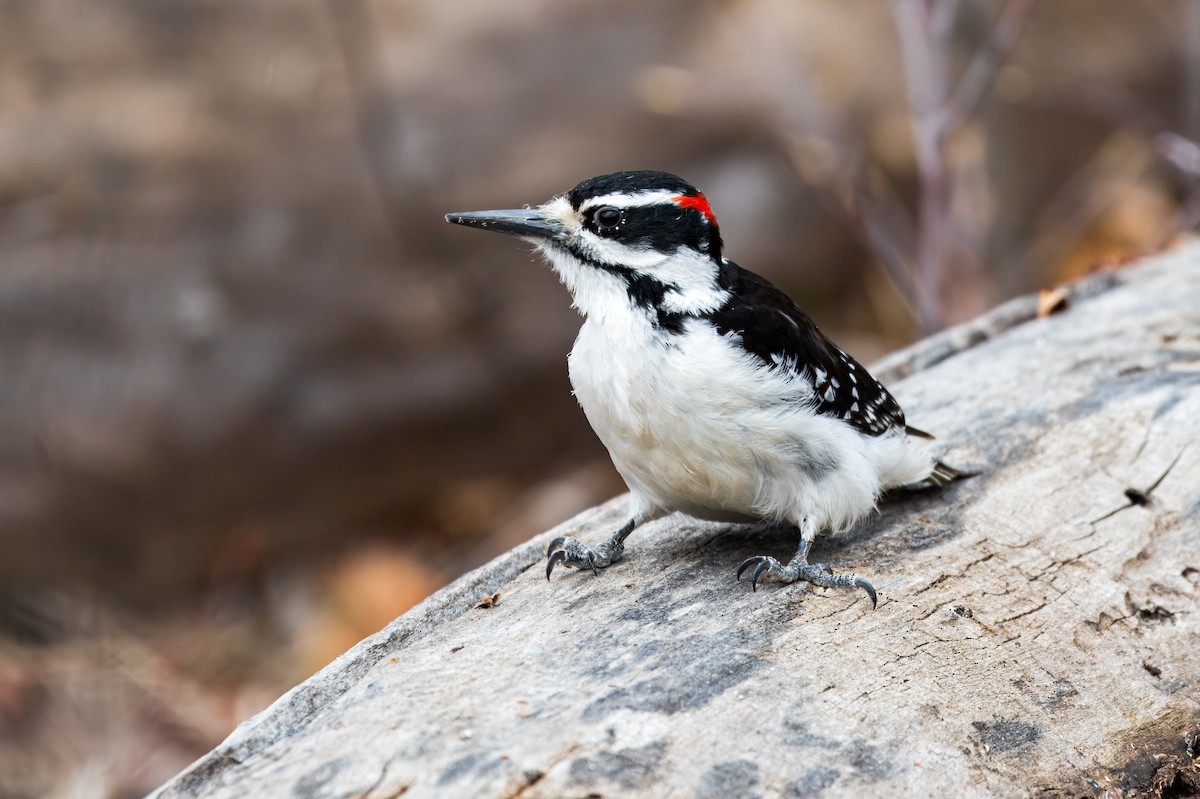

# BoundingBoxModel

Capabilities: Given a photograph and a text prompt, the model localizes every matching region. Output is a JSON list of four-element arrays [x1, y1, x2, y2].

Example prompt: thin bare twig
[[846, 181, 925, 317], [892, 0, 1035, 333], [315, 0, 409, 249], [945, 0, 1037, 133], [782, 137, 923, 319], [894, 0, 955, 333]]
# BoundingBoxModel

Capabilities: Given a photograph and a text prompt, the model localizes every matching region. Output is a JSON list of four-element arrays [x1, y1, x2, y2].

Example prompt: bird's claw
[[546, 535, 617, 580], [545, 548, 571, 579], [737, 555, 877, 608], [853, 577, 878, 609], [736, 555, 779, 592]]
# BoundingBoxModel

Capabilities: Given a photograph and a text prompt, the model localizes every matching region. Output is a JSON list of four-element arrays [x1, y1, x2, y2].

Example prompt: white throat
[[536, 242, 630, 320]]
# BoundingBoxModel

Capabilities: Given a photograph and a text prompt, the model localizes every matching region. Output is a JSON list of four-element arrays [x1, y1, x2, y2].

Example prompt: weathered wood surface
[[152, 246, 1200, 799]]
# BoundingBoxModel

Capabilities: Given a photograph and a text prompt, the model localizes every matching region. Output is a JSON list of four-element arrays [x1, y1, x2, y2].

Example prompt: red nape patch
[[672, 193, 718, 226]]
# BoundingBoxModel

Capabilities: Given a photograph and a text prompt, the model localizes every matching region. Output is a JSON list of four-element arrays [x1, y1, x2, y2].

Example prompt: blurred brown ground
[[1, 1, 1198, 796]]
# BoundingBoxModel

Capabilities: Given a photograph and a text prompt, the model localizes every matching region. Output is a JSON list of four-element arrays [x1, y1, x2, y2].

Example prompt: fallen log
[[152, 244, 1200, 799]]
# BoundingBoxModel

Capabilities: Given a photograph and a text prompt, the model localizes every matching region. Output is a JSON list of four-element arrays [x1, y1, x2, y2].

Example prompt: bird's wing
[[707, 262, 907, 436]]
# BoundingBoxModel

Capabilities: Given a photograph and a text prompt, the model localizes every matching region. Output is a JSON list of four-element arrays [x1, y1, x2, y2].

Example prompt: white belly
[[567, 314, 913, 530]]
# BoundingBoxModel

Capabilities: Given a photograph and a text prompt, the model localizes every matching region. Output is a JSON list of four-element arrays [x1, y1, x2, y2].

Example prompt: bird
[[446, 170, 966, 607]]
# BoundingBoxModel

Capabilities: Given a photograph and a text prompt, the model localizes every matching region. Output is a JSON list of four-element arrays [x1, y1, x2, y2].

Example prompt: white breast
[[568, 305, 923, 531]]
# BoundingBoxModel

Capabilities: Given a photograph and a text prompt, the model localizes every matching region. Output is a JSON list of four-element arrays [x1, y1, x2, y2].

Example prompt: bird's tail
[[928, 459, 977, 487]]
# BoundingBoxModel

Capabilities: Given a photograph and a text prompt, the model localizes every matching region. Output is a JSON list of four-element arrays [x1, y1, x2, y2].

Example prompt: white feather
[[577, 189, 686, 213]]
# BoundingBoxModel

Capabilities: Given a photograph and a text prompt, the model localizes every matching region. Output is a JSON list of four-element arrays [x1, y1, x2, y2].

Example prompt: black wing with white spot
[[707, 262, 907, 436]]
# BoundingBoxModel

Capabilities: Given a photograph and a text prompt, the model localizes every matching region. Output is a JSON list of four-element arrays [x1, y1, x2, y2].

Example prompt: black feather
[[567, 170, 700, 205], [704, 263, 907, 436]]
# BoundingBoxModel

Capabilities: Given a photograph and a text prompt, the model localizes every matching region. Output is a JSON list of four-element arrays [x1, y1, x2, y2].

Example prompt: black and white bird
[[446, 171, 963, 607]]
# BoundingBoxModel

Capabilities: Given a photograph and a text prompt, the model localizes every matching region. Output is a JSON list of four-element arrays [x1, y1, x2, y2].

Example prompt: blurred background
[[2, 1, 1199, 795]]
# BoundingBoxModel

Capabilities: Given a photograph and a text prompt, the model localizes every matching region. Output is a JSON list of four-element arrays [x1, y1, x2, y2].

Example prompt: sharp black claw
[[854, 577, 878, 609], [736, 558, 757, 582], [547, 536, 566, 554], [546, 549, 568, 580], [751, 560, 770, 592]]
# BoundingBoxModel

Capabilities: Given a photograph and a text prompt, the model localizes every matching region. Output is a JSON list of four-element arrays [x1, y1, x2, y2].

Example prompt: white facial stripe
[[644, 246, 729, 314], [575, 231, 667, 268], [578, 190, 683, 213]]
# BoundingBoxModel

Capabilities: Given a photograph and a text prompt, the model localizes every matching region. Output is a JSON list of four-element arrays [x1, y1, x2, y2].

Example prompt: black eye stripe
[[574, 198, 723, 261]]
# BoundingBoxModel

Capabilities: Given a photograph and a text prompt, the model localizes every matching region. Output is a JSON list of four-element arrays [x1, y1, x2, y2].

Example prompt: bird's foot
[[736, 555, 877, 608], [546, 535, 624, 580]]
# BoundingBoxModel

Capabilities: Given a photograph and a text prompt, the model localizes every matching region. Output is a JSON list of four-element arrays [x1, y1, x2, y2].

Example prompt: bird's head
[[446, 171, 730, 320]]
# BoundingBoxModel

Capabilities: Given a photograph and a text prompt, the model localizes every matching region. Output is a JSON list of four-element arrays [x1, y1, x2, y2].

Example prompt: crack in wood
[[1091, 448, 1186, 524]]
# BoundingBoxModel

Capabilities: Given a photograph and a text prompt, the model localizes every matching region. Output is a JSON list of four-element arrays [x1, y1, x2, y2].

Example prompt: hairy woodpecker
[[446, 170, 964, 607]]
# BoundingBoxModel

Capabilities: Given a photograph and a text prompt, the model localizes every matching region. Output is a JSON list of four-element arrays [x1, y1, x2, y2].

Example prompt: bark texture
[[151, 245, 1200, 799]]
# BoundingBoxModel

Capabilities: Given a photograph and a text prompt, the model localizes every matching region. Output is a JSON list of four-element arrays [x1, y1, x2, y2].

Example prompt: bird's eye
[[595, 206, 622, 230]]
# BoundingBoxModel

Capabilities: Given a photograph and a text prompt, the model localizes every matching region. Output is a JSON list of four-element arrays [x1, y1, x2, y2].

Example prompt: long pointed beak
[[444, 208, 559, 240]]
